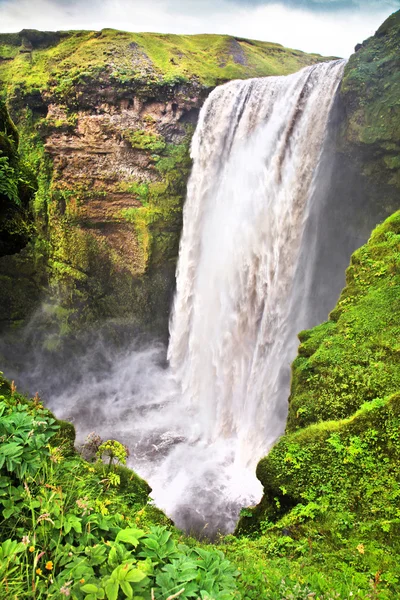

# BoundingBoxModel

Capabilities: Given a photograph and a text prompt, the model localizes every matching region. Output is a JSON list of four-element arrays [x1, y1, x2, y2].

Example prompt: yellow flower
[[29, 546, 35, 553], [36, 568, 42, 575], [45, 561, 53, 570], [80, 579, 85, 584], [357, 543, 365, 555]]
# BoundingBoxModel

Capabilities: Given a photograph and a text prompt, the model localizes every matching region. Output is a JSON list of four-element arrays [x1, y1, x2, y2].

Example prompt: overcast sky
[[0, 0, 399, 57]]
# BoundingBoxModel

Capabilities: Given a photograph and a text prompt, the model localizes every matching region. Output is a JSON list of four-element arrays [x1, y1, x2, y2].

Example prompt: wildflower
[[60, 581, 72, 597], [29, 546, 35, 553], [80, 579, 85, 584], [45, 561, 53, 570], [76, 497, 91, 516], [357, 543, 365, 554], [36, 568, 42, 575], [22, 536, 30, 546], [38, 513, 55, 525]]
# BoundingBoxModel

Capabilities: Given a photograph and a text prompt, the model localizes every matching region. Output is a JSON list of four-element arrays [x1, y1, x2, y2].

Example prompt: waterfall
[[6, 59, 348, 536], [168, 60, 346, 474]]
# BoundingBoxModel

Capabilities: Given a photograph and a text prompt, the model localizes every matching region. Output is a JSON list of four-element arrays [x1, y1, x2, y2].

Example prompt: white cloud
[[0, 0, 396, 57]]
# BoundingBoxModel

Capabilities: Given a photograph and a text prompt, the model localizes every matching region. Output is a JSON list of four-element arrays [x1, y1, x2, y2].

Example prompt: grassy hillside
[[0, 28, 331, 103]]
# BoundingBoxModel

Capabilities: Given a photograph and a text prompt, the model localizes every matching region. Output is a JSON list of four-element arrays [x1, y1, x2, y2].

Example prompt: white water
[[9, 60, 346, 536], [166, 59, 345, 503]]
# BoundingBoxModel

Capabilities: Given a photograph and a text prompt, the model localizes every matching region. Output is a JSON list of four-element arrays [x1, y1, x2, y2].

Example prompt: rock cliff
[[0, 29, 330, 337]]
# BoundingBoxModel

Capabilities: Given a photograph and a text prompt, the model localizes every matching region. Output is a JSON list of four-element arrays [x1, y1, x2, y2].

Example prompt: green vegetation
[[0, 29, 330, 104], [122, 130, 166, 154], [119, 137, 192, 268], [288, 210, 400, 431], [0, 100, 36, 256], [340, 10, 400, 195], [232, 211, 400, 598], [0, 372, 240, 599]]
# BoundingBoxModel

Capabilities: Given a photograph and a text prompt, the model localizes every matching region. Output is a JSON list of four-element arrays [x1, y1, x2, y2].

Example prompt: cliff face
[[340, 10, 400, 209], [0, 29, 329, 337]]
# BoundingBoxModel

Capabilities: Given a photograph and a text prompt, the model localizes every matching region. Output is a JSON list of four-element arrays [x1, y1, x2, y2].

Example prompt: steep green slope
[[289, 211, 400, 431], [234, 213, 400, 597]]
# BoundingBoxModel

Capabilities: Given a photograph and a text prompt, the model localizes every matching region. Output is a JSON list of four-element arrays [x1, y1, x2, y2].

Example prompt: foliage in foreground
[[0, 374, 239, 600]]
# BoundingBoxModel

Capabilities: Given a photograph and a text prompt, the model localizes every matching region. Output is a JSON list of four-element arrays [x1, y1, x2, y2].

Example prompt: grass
[[0, 28, 331, 103]]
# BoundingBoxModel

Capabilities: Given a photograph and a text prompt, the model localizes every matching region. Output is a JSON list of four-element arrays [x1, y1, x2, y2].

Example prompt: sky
[[0, 0, 399, 57]]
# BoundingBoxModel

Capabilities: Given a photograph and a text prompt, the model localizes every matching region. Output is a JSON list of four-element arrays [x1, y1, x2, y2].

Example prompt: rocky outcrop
[[340, 10, 400, 209]]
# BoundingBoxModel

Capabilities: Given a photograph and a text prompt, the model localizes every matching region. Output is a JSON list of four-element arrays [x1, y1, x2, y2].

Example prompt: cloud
[[0, 0, 398, 57]]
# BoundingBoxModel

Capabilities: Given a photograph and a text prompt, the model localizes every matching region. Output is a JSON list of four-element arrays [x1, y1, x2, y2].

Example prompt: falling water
[[168, 60, 346, 469]]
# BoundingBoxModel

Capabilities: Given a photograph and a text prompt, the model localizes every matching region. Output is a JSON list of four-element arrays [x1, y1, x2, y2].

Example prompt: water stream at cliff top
[[2, 60, 348, 535]]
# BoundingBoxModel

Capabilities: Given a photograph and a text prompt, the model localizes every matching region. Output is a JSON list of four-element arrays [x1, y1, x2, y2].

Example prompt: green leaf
[[116, 528, 145, 547], [120, 580, 133, 598], [2, 507, 14, 519], [142, 538, 158, 551], [81, 584, 100, 593], [105, 581, 119, 600], [125, 569, 147, 583]]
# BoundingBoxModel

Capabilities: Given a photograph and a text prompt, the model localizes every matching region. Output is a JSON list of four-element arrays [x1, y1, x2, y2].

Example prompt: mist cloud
[[0, 0, 398, 57]]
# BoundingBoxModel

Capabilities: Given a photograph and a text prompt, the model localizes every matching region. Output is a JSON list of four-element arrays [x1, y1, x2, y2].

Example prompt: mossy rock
[[288, 211, 400, 432], [239, 393, 400, 535], [92, 462, 152, 506], [340, 9, 400, 203], [242, 211, 400, 536], [115, 464, 152, 503]]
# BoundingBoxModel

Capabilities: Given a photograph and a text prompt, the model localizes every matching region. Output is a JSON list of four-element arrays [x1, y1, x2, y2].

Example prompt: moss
[[0, 29, 331, 106], [340, 9, 400, 199], [123, 129, 166, 153], [242, 212, 400, 547], [288, 211, 400, 432], [245, 393, 400, 534], [0, 100, 37, 257], [114, 464, 151, 502]]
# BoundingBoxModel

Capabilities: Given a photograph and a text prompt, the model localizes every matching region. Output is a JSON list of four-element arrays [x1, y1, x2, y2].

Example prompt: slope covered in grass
[[0, 28, 331, 103]]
